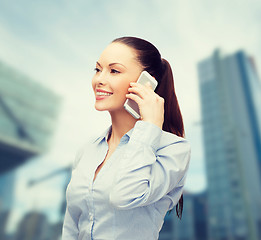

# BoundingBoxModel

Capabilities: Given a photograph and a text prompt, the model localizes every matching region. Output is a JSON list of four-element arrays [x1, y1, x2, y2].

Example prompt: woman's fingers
[[126, 81, 164, 129], [128, 82, 153, 98], [130, 81, 153, 90], [125, 93, 143, 105]]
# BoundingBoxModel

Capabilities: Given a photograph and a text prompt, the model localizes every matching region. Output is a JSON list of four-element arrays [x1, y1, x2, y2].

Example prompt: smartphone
[[124, 71, 158, 119]]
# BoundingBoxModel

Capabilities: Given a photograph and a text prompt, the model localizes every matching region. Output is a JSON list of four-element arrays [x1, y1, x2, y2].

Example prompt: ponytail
[[156, 59, 184, 219], [156, 59, 184, 137]]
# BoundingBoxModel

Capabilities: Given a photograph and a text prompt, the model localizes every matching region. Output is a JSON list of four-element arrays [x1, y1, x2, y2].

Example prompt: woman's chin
[[94, 103, 113, 111], [94, 106, 128, 115], [94, 105, 107, 111]]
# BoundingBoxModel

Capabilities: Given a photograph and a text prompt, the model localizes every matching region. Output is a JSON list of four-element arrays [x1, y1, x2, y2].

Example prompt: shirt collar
[[93, 125, 134, 144], [93, 125, 111, 144]]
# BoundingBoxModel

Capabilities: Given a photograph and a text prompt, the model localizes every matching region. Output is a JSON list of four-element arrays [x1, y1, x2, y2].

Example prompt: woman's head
[[92, 36, 184, 137]]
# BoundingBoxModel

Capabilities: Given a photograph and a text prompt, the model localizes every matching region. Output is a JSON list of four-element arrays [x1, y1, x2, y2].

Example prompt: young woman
[[62, 37, 191, 240]]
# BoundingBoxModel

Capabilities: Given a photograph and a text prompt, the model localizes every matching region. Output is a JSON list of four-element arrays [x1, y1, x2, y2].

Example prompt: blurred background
[[0, 0, 260, 240]]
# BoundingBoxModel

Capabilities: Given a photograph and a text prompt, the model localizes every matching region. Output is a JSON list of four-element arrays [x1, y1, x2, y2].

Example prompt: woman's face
[[92, 42, 143, 112]]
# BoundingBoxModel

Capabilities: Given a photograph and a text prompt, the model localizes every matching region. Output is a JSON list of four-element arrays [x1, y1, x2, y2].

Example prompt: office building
[[0, 60, 61, 173], [159, 191, 208, 240], [14, 211, 49, 240], [197, 49, 261, 240], [0, 171, 15, 238], [0, 59, 61, 239]]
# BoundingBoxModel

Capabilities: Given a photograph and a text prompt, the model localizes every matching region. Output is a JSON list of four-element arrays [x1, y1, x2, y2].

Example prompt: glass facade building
[[0, 59, 61, 239], [197, 50, 261, 240], [159, 192, 207, 240], [0, 60, 61, 173]]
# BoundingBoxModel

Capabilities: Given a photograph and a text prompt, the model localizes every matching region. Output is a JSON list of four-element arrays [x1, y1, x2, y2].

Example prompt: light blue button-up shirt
[[62, 120, 191, 240]]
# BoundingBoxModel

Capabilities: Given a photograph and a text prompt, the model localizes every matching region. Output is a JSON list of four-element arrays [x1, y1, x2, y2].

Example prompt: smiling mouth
[[96, 92, 113, 96]]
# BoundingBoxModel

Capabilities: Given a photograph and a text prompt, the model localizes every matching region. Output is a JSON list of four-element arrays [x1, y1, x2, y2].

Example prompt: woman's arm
[[109, 120, 191, 209]]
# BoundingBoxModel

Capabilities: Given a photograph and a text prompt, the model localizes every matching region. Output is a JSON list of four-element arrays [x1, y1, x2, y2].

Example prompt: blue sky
[[0, 0, 261, 231]]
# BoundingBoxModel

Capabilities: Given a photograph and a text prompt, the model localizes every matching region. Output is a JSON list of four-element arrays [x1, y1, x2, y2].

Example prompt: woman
[[62, 37, 191, 240]]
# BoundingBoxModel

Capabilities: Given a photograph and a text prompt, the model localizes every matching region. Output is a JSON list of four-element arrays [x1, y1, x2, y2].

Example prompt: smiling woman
[[62, 36, 191, 240]]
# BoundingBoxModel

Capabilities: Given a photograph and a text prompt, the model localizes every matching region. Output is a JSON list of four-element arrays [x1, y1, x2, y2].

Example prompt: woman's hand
[[126, 82, 164, 129]]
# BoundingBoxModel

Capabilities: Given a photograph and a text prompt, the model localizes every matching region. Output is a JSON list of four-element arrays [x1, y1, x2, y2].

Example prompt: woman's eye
[[94, 68, 101, 73], [111, 69, 120, 74]]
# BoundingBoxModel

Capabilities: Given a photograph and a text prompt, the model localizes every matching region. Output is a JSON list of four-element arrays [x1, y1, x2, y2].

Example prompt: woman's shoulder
[[71, 140, 90, 170], [159, 130, 190, 151], [157, 132, 191, 168]]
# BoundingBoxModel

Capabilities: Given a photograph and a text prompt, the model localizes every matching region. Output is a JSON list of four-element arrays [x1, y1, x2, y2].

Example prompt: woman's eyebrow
[[96, 61, 102, 67], [109, 63, 127, 69]]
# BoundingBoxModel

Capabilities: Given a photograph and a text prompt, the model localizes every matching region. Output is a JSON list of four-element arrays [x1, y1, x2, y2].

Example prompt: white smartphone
[[124, 71, 158, 119]]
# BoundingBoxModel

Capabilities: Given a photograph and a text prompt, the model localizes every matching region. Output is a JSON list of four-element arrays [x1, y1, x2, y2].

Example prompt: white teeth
[[96, 92, 112, 96]]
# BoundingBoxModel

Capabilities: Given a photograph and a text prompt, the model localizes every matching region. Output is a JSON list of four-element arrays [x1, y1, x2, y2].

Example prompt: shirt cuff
[[129, 120, 162, 151]]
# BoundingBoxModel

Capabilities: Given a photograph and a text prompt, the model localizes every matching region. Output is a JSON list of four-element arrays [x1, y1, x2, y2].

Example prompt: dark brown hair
[[112, 36, 185, 219]]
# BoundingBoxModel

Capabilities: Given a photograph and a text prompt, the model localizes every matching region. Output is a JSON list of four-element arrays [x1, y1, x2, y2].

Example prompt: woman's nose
[[95, 71, 107, 86]]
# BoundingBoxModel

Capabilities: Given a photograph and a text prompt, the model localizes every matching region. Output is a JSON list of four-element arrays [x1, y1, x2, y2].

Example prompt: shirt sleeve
[[109, 120, 191, 210]]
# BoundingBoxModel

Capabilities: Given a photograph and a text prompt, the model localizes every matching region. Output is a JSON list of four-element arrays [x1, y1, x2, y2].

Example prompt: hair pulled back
[[112, 36, 185, 219]]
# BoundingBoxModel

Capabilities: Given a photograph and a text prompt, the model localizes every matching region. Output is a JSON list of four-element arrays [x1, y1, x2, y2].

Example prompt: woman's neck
[[108, 108, 138, 146]]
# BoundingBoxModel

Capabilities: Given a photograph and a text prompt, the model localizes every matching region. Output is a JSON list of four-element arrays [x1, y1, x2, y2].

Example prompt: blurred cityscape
[[0, 60, 62, 240], [0, 47, 261, 240], [160, 49, 261, 240]]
